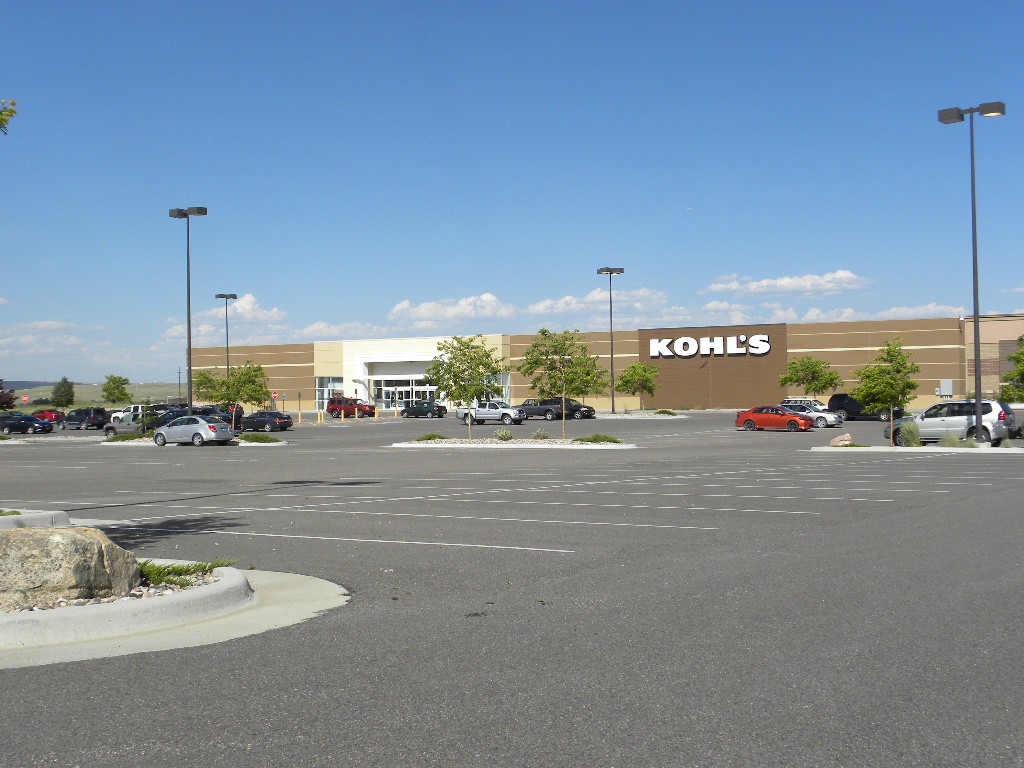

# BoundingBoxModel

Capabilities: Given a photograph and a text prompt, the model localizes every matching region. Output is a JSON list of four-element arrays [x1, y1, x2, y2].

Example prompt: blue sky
[[3, 0, 1022, 382]]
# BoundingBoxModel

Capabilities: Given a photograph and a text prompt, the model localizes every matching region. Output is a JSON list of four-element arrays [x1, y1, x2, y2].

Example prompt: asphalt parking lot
[[2, 412, 1022, 767]]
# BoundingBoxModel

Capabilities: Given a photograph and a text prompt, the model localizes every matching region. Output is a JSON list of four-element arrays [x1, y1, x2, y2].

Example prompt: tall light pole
[[938, 101, 1005, 441], [169, 206, 208, 416], [597, 267, 625, 413], [215, 293, 238, 373]]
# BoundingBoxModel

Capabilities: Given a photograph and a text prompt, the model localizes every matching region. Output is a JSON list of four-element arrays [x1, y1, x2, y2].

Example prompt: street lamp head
[[169, 208, 188, 218], [216, 293, 238, 300], [597, 267, 625, 275], [938, 107, 964, 124], [979, 101, 1006, 117], [186, 206, 208, 216]]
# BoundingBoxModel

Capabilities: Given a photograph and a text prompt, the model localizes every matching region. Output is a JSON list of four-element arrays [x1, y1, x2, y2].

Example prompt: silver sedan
[[780, 403, 844, 428], [153, 416, 236, 446]]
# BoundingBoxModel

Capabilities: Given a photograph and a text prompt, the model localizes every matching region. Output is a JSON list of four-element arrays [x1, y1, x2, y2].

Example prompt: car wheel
[[544, 410, 555, 421], [400, 410, 409, 418], [743, 420, 756, 431], [192, 433, 205, 446], [878, 411, 890, 421], [501, 414, 513, 425], [572, 411, 584, 420], [104, 428, 117, 438], [1, 426, 10, 435], [154, 433, 167, 446], [893, 429, 905, 447], [463, 414, 472, 425], [814, 416, 826, 428], [836, 409, 848, 421], [330, 410, 340, 419], [967, 426, 990, 443], [513, 420, 523, 425], [263, 423, 273, 432], [426, 411, 436, 419], [786, 420, 799, 431], [356, 411, 365, 418]]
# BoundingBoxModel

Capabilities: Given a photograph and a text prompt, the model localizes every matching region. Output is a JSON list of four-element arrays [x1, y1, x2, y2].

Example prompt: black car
[[59, 407, 109, 430], [1, 415, 54, 434], [240, 411, 293, 432], [826, 393, 904, 421], [539, 398, 596, 420], [400, 400, 447, 418]]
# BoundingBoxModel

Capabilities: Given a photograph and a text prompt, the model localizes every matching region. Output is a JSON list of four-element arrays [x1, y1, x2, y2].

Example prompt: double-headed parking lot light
[[169, 206, 207, 416], [597, 268, 625, 413], [937, 102, 1005, 439]]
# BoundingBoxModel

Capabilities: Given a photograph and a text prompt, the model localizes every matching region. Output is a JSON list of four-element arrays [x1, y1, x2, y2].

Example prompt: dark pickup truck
[[515, 398, 563, 421], [516, 398, 596, 420]]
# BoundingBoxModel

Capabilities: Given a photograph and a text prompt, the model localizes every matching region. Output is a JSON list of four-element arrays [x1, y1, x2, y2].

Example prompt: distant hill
[[3, 381, 57, 390]]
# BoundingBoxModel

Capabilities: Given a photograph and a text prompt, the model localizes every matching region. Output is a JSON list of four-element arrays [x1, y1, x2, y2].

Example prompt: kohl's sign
[[650, 333, 771, 359]]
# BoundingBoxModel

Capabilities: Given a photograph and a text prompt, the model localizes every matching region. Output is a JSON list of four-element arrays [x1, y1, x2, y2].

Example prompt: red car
[[31, 409, 66, 422], [736, 406, 815, 432]]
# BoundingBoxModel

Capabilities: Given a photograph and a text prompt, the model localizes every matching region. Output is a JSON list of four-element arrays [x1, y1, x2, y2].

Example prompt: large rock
[[0, 527, 140, 607]]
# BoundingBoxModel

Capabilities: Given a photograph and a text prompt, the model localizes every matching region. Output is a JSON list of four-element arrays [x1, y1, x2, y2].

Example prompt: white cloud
[[0, 297, 8, 305], [388, 293, 516, 323], [873, 303, 965, 320], [701, 300, 749, 312], [702, 269, 872, 296], [195, 293, 288, 323]]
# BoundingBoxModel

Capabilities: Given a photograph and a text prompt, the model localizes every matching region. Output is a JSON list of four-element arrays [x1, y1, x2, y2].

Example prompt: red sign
[[271, 392, 278, 399], [21, 395, 28, 403]]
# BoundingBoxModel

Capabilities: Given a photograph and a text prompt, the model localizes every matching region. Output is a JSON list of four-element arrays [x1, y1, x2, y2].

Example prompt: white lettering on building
[[649, 333, 772, 358]]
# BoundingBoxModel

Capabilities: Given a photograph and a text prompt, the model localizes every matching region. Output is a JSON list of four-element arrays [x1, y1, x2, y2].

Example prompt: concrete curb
[[0, 567, 256, 649], [98, 439, 288, 447], [391, 442, 636, 449], [0, 510, 71, 529], [0, 568, 350, 668], [811, 445, 1024, 453]]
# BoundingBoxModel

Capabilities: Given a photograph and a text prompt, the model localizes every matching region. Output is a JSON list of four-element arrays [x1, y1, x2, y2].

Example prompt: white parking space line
[[318, 508, 717, 530], [117, 527, 575, 553]]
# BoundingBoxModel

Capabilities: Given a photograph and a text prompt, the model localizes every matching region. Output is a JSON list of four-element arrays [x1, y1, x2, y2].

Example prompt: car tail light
[[998, 409, 1007, 420], [208, 424, 217, 432]]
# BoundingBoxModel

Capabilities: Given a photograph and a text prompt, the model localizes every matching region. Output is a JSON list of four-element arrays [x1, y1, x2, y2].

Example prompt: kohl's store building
[[192, 314, 1024, 412]]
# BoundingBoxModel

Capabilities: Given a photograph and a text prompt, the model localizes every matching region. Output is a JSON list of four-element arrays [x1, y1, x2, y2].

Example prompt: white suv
[[886, 399, 1016, 446]]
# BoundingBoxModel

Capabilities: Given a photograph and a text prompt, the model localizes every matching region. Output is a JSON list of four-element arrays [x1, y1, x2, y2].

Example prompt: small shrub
[[532, 429, 550, 440], [237, 433, 282, 443], [414, 433, 449, 442], [572, 433, 622, 444], [897, 421, 921, 447], [655, 409, 676, 416], [0, 510, 22, 516], [838, 442, 871, 447], [936, 432, 977, 448], [138, 558, 239, 587], [0, 435, 10, 441], [493, 428, 515, 441]]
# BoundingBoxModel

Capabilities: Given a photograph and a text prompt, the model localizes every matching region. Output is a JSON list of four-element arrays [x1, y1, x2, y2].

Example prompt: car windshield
[[205, 416, 229, 424], [493, 402, 510, 408]]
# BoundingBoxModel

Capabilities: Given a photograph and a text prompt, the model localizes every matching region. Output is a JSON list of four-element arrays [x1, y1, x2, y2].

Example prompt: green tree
[[101, 374, 133, 406], [424, 335, 508, 438], [516, 328, 608, 438], [850, 336, 920, 444], [51, 377, 75, 410], [999, 334, 1024, 402], [614, 361, 661, 411], [0, 379, 15, 411], [778, 356, 844, 396], [192, 369, 222, 404], [192, 363, 271, 426], [0, 100, 16, 135], [223, 362, 272, 422]]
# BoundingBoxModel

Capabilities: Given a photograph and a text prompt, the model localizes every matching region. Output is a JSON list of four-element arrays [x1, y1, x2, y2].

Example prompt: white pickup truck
[[455, 401, 527, 426]]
